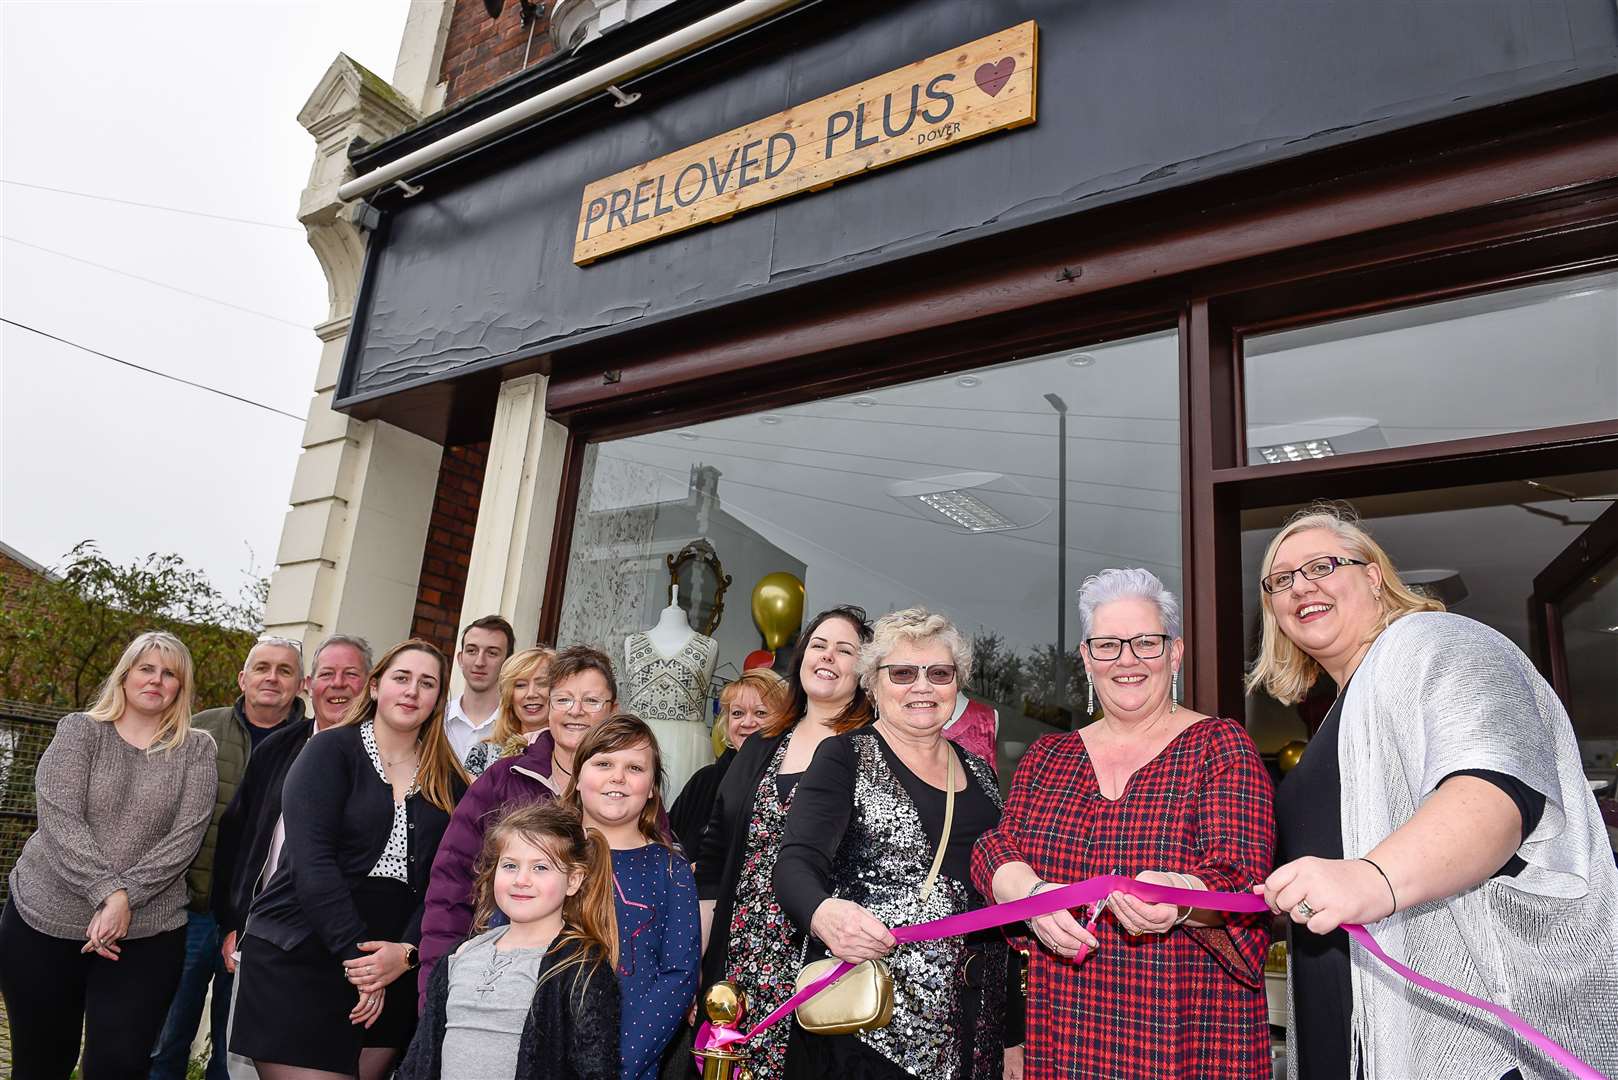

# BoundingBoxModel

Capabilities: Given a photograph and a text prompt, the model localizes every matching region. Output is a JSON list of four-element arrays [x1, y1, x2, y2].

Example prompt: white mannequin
[[644, 585, 699, 655], [625, 585, 720, 799]]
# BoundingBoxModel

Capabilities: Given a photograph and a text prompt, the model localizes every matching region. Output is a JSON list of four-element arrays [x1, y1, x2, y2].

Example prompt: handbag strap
[[918, 749, 954, 901]]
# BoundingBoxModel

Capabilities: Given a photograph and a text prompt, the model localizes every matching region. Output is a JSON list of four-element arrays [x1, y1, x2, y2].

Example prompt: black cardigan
[[211, 715, 317, 935], [668, 747, 737, 859], [693, 730, 790, 991], [398, 936, 620, 1080], [243, 724, 462, 961]]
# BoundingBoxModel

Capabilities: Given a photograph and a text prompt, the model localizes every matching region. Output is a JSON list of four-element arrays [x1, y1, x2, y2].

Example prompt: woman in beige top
[[0, 630, 219, 1079]]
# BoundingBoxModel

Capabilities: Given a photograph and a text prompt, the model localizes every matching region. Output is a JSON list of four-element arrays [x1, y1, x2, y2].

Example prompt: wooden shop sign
[[573, 21, 1038, 264]]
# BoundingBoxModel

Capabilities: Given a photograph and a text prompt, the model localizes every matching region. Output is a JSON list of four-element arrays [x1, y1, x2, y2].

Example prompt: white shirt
[[443, 693, 497, 763]]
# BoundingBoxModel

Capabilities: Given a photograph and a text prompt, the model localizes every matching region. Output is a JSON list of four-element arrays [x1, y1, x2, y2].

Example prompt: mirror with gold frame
[[666, 539, 732, 637]]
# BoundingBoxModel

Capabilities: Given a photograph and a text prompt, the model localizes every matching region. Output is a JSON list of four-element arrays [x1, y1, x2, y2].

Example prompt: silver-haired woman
[[972, 569, 1274, 1080], [775, 607, 1022, 1080], [1253, 504, 1618, 1080]]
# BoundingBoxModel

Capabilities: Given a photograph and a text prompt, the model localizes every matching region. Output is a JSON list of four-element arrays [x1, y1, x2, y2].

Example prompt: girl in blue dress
[[566, 714, 700, 1080]]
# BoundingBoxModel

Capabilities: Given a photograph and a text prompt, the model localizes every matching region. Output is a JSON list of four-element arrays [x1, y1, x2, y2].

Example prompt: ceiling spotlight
[[956, 375, 982, 388], [851, 397, 878, 408], [1067, 354, 1096, 368], [759, 415, 784, 425], [677, 432, 699, 441]]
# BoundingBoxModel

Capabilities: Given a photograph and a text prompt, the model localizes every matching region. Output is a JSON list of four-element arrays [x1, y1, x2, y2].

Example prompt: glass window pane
[[1240, 471, 1618, 769], [556, 330, 1181, 788], [1243, 271, 1618, 466]]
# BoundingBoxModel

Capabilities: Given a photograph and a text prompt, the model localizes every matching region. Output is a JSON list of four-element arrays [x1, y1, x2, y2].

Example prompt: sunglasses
[[879, 663, 958, 686]]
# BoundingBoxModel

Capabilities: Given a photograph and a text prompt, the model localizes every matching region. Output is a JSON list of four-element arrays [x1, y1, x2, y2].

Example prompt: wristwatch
[[403, 943, 419, 970]]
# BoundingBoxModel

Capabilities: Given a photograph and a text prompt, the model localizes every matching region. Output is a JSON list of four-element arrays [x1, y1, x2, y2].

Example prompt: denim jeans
[[150, 910, 233, 1080]]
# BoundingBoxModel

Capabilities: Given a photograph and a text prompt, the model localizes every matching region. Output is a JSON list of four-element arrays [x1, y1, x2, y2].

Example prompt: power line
[[1, 235, 309, 329], [1, 179, 303, 233], [1, 317, 306, 422]]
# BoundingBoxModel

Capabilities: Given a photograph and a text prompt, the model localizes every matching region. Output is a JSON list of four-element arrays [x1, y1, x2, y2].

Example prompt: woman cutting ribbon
[[1251, 503, 1618, 1080], [972, 569, 1274, 1080], [775, 608, 1020, 1080]]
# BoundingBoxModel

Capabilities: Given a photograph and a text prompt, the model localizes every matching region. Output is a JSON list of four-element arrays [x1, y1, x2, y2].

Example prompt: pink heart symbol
[[975, 57, 1015, 98]]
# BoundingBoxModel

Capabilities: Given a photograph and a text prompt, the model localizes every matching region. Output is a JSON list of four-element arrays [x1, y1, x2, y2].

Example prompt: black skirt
[[232, 877, 418, 1072]]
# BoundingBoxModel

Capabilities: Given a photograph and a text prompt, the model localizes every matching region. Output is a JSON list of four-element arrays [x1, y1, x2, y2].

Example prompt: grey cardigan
[[1294, 612, 1618, 1080], [7, 712, 217, 940]]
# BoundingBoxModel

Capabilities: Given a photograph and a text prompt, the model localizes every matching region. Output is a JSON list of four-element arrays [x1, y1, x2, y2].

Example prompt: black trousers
[[0, 900, 186, 1080]]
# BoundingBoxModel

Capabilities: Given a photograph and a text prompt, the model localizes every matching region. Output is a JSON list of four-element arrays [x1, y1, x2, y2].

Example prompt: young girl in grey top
[[0, 631, 218, 1078], [401, 800, 620, 1080]]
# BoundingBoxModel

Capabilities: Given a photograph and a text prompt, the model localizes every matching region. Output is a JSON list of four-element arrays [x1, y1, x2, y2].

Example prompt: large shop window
[[1241, 472, 1618, 779], [1243, 270, 1618, 465], [555, 330, 1181, 784]]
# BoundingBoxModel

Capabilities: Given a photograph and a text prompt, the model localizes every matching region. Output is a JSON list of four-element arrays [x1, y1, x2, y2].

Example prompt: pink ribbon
[[695, 875, 1609, 1080]]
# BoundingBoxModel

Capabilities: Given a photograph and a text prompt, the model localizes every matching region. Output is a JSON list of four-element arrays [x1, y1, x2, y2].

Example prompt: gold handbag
[[793, 751, 954, 1035]]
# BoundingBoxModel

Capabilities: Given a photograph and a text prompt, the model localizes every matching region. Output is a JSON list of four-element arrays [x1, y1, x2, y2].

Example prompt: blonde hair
[[717, 669, 789, 746], [471, 801, 617, 989], [857, 607, 973, 697], [87, 631, 195, 754], [491, 646, 556, 749], [336, 639, 469, 813], [1247, 502, 1444, 704]]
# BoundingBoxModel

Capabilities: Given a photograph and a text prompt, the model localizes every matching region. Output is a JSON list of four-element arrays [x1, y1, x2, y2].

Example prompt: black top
[[1275, 692, 1545, 1080], [212, 715, 319, 934], [694, 728, 791, 992], [244, 724, 464, 961], [668, 747, 736, 859], [399, 935, 620, 1080]]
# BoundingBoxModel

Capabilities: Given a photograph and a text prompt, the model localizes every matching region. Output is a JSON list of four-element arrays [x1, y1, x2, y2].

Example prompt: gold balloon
[[751, 572, 805, 651], [1277, 740, 1308, 773]]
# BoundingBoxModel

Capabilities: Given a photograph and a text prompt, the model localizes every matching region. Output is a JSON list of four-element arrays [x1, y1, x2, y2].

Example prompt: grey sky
[[2, 1, 412, 603]]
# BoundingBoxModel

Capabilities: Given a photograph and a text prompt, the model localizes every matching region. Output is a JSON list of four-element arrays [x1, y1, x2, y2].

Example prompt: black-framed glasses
[[1082, 634, 1169, 661], [1261, 556, 1369, 594], [879, 663, 958, 686]]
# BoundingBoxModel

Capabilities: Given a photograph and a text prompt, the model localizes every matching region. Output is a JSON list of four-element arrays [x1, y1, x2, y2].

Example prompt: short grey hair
[[1077, 569, 1182, 641], [310, 634, 373, 674], [857, 608, 974, 695], [248, 635, 305, 678]]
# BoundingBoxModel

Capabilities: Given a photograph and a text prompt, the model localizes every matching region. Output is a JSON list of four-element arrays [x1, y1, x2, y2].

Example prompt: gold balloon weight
[[750, 572, 805, 651], [695, 982, 753, 1080]]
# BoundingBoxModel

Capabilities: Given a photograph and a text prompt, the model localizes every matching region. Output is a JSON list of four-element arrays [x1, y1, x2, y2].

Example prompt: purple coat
[[417, 730, 561, 1005]]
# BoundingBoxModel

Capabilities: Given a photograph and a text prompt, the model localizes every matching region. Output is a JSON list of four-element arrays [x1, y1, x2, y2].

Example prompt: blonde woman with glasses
[[1253, 502, 1618, 1080], [0, 630, 219, 1078]]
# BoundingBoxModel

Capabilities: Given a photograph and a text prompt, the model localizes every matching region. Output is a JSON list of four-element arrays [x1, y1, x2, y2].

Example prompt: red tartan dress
[[971, 717, 1274, 1080]]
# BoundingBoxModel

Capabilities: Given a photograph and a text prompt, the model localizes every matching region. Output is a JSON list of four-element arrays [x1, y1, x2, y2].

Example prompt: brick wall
[[441, 0, 555, 107], [410, 441, 490, 654]]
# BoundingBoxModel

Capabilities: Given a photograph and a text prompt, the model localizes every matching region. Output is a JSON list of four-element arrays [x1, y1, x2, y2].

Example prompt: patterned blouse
[[360, 720, 419, 883], [720, 736, 801, 1080], [971, 717, 1275, 1080]]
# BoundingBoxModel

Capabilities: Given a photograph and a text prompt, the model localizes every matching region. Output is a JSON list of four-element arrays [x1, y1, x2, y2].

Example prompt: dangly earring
[[1171, 669, 1180, 713], [1086, 676, 1094, 717]]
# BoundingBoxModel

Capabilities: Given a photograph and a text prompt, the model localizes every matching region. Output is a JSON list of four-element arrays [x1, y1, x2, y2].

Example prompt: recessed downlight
[[851, 397, 878, 408], [677, 432, 699, 441], [956, 375, 982, 388], [759, 415, 784, 425], [1067, 354, 1096, 368]]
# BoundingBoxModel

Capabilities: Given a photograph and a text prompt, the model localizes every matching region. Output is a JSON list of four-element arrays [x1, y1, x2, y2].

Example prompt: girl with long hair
[[0, 631, 217, 1078], [232, 639, 469, 1080], [399, 800, 621, 1080], [565, 715, 700, 1080]]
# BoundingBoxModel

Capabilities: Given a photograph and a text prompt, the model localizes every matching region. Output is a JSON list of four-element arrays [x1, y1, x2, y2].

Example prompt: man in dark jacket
[[151, 636, 304, 1080]]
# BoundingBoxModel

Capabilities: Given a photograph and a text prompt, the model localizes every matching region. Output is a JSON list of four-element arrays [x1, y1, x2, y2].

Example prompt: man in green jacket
[[150, 635, 305, 1080]]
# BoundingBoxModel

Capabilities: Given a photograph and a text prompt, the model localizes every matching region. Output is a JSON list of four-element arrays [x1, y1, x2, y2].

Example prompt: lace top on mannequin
[[625, 587, 719, 724]]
